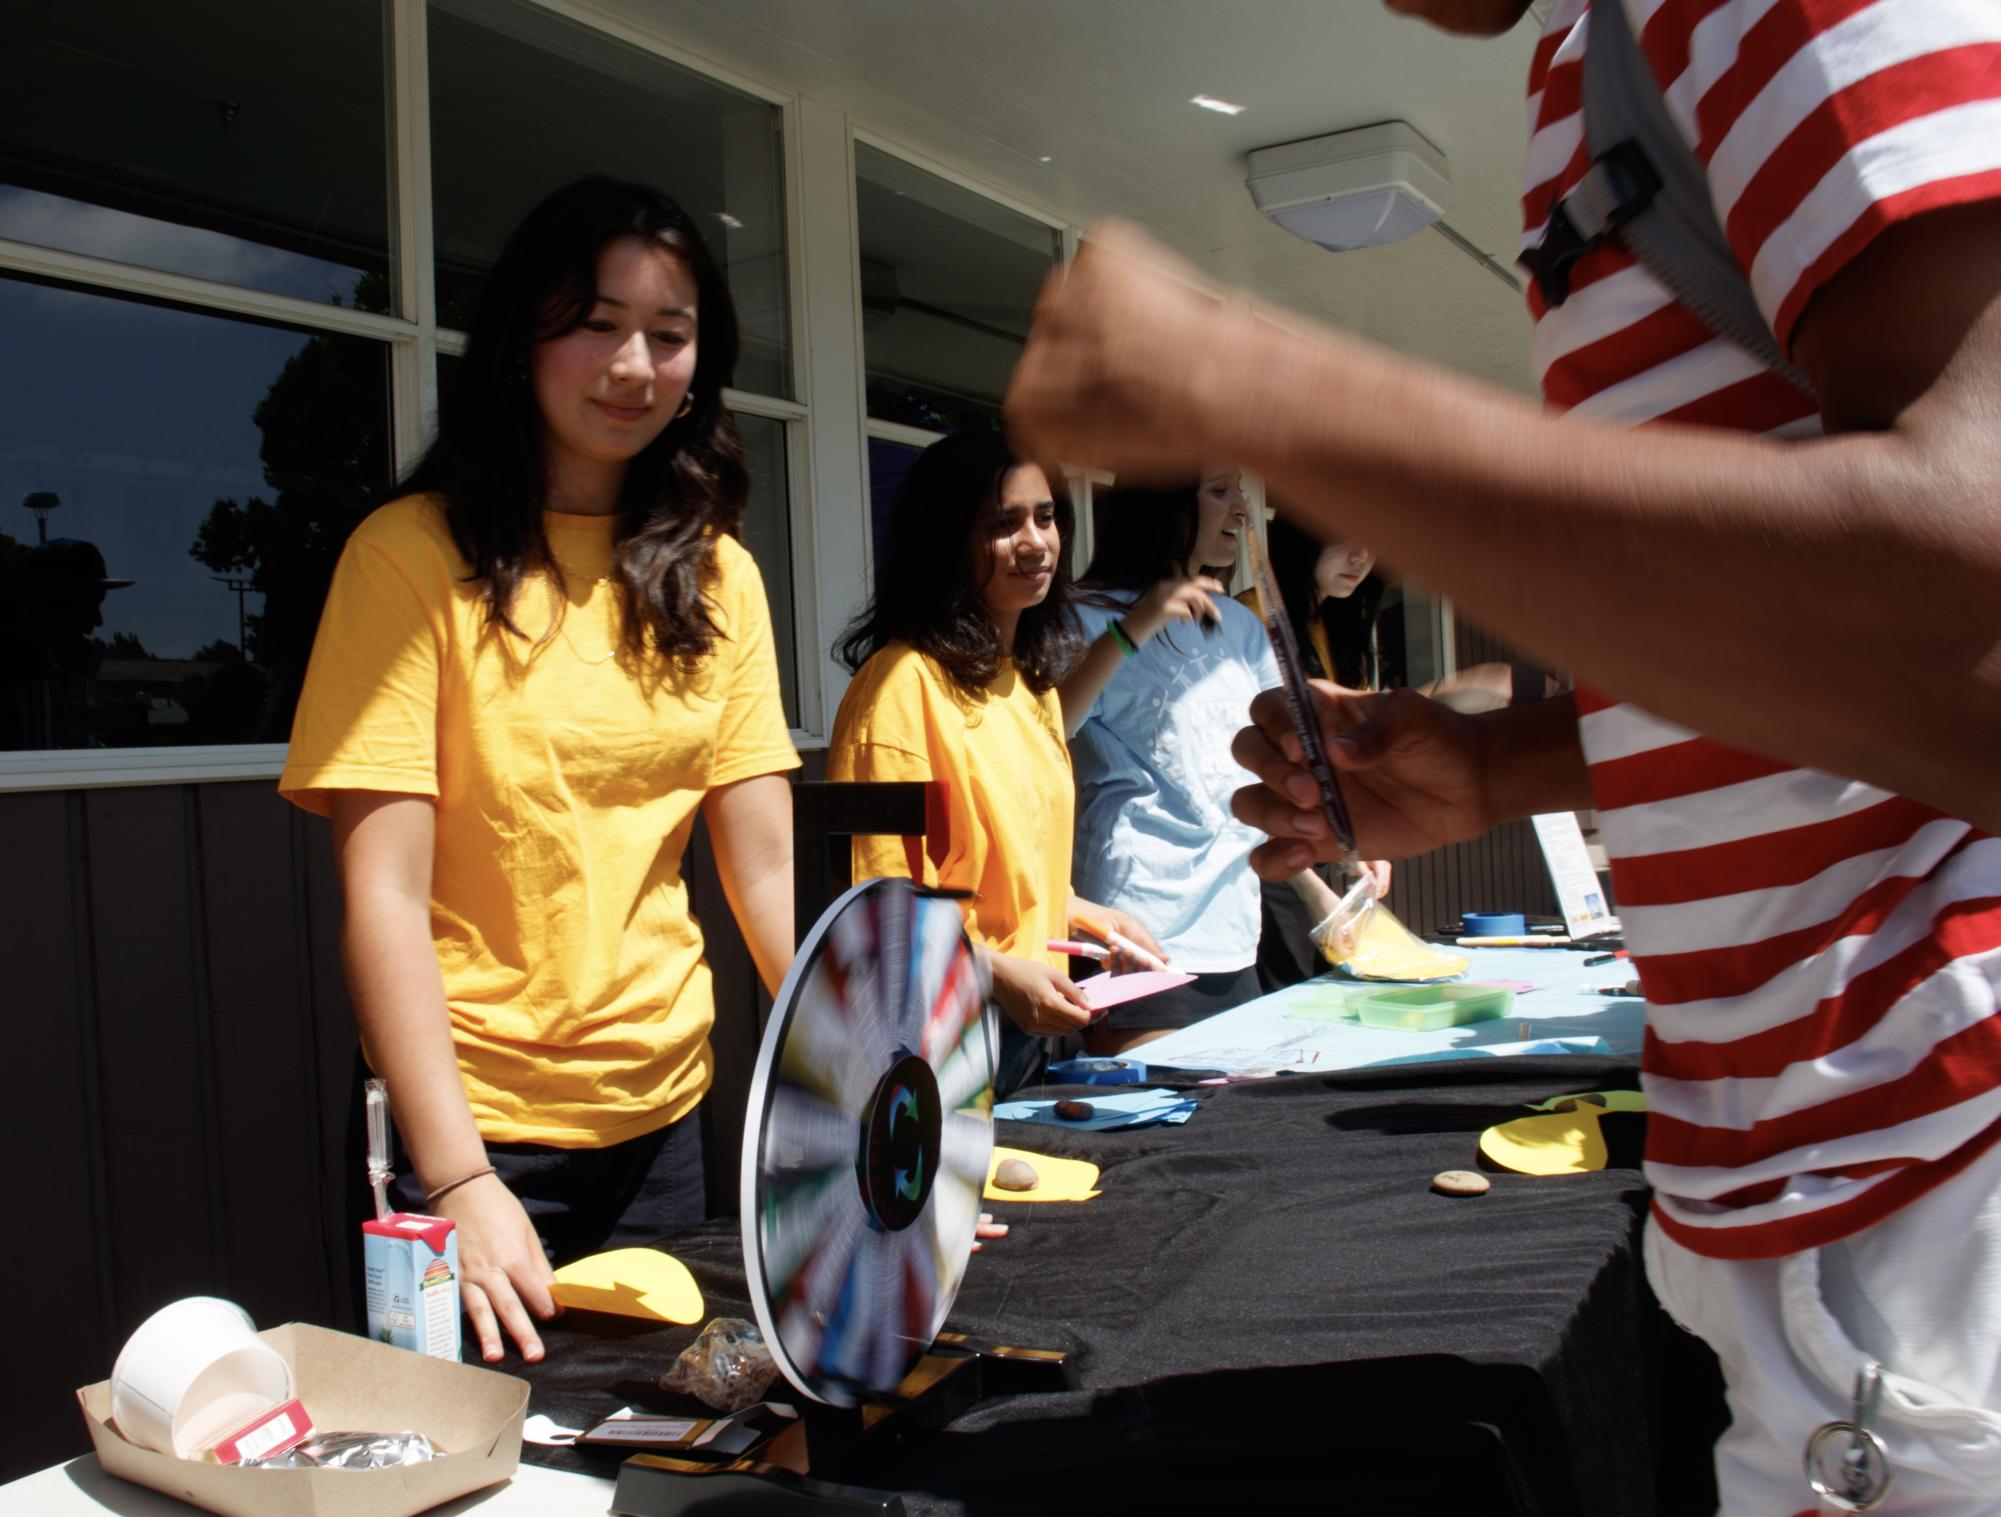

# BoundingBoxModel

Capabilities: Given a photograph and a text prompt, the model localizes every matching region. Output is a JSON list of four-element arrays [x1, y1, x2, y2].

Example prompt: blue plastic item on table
[[1376, 1036, 1612, 1067], [1046, 1056, 1148, 1086], [1137, 948, 1647, 1076], [994, 1088, 1197, 1131], [1460, 912, 1527, 937]]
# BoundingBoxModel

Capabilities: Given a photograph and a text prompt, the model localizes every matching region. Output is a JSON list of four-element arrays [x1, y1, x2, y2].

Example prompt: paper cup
[[109, 1297, 295, 1458]]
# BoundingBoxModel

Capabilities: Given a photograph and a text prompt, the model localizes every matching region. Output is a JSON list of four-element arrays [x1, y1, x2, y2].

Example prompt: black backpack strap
[[1519, 0, 1816, 398]]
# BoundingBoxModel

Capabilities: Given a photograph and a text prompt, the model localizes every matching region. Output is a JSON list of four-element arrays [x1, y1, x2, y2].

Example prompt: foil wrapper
[[248, 1430, 443, 1469]]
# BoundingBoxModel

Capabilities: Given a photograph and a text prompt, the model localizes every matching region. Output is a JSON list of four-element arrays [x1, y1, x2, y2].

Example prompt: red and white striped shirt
[[1526, 0, 2001, 1259]]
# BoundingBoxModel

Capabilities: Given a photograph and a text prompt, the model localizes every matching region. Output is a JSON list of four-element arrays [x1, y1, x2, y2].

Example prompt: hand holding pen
[[1067, 910, 1171, 973], [1229, 683, 1501, 882]]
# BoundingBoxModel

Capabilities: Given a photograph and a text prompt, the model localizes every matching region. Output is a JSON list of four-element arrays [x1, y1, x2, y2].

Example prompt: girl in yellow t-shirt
[[827, 429, 1164, 1093], [280, 179, 798, 1365]]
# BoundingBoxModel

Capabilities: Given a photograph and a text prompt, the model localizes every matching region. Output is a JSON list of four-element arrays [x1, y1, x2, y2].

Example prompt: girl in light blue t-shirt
[[1059, 466, 1283, 1054]]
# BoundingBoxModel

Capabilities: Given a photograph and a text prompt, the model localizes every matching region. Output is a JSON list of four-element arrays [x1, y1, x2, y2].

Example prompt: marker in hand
[[1072, 914, 1170, 973]]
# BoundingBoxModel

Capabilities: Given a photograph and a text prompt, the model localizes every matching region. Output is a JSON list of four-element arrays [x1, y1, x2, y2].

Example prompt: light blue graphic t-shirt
[[1069, 592, 1279, 973]]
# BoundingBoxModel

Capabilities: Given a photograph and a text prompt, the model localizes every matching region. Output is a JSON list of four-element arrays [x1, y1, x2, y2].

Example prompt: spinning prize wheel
[[740, 877, 998, 1407]]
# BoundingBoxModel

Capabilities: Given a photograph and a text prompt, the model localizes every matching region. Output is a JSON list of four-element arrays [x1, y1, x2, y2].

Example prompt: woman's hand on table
[[439, 1174, 562, 1363], [989, 951, 1095, 1036], [972, 1213, 1010, 1253]]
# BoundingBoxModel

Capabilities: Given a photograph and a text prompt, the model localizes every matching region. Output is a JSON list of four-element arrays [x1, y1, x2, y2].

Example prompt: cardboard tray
[[77, 1322, 528, 1517]]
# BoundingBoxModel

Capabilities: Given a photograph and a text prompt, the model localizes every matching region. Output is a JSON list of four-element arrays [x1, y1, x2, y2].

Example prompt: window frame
[[0, 0, 818, 789]]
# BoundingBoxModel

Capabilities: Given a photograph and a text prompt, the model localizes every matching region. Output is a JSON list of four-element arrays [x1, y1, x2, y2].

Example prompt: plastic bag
[[659, 1318, 777, 1412]]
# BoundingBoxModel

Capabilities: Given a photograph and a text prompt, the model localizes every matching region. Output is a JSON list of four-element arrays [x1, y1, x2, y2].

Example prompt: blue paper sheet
[[995, 1087, 1198, 1131], [1140, 947, 1646, 1076]]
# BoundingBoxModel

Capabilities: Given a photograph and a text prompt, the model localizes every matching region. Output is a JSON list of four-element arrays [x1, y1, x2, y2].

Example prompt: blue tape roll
[[1460, 912, 1526, 937]]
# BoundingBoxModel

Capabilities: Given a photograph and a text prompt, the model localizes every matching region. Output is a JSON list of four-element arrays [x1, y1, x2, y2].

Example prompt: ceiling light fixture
[[1190, 94, 1246, 115], [1246, 120, 1449, 252]]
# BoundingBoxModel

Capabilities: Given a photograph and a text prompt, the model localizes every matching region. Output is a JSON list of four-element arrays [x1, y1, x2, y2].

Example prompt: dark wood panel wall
[[0, 746, 1557, 1481]]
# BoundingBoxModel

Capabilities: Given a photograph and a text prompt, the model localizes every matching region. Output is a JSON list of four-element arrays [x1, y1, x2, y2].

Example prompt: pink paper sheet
[[1078, 970, 1198, 1012]]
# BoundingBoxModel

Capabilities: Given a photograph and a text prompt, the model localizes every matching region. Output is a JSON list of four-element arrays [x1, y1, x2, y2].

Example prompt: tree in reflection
[[188, 272, 391, 741]]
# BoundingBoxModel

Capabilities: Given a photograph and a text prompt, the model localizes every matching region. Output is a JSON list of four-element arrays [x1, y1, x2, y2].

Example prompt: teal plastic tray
[[1355, 983, 1516, 1032]]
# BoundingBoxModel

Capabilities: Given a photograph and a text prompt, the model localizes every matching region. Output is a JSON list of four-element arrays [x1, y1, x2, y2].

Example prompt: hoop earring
[[674, 395, 694, 420]]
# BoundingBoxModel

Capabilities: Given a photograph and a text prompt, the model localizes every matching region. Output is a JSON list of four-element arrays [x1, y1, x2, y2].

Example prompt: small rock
[[1053, 1099, 1095, 1121], [1431, 1169, 1491, 1197], [993, 1157, 1040, 1192]]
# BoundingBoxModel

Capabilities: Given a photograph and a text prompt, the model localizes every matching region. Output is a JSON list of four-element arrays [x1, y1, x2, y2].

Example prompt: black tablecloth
[[515, 1055, 1722, 1515]]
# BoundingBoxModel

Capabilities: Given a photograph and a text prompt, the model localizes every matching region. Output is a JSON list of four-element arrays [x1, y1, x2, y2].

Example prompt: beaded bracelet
[[1109, 618, 1138, 658], [423, 1165, 496, 1208]]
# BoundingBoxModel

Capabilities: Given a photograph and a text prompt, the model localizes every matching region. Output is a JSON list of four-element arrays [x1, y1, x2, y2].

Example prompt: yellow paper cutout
[[1336, 903, 1470, 983], [1528, 1089, 1647, 1115], [1479, 1112, 1608, 1175], [983, 1145, 1101, 1203], [550, 1246, 704, 1323], [1481, 1091, 1648, 1175]]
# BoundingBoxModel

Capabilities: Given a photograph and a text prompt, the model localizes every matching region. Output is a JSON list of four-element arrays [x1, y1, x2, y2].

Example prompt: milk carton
[[362, 1213, 461, 1361]]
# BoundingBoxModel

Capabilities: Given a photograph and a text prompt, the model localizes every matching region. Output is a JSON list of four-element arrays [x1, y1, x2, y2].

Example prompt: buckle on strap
[[1518, 141, 1662, 306]]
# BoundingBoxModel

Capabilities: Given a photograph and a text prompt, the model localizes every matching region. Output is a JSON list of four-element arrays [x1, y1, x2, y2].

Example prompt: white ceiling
[[595, 0, 1543, 394]]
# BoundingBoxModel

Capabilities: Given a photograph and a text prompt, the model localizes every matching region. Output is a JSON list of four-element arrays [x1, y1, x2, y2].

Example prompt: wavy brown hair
[[400, 176, 748, 658], [838, 429, 1081, 693]]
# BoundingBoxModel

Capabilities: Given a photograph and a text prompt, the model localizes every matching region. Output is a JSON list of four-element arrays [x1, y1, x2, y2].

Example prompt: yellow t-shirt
[[826, 644, 1071, 969], [280, 494, 799, 1147]]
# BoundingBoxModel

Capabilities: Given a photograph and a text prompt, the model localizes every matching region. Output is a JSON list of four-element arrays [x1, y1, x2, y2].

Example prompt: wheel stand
[[609, 1333, 1076, 1516]]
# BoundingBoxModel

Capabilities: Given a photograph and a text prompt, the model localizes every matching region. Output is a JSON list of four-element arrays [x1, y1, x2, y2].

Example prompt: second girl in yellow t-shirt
[[827, 429, 1164, 1092]]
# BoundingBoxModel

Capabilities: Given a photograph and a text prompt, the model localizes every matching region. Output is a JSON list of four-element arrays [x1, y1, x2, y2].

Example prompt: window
[[0, 0, 809, 774], [0, 0, 389, 306], [865, 436, 923, 565], [427, 0, 791, 396], [855, 143, 1061, 433], [854, 141, 1065, 598], [0, 277, 391, 750], [735, 413, 799, 725]]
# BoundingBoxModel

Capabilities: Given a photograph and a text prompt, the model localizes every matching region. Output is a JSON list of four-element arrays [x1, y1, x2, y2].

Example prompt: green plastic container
[[1355, 983, 1516, 1032], [1287, 982, 1372, 1022]]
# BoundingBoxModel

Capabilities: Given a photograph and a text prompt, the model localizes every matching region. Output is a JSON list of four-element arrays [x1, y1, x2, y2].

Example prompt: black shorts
[[1093, 962, 1262, 1032], [388, 1113, 706, 1267]]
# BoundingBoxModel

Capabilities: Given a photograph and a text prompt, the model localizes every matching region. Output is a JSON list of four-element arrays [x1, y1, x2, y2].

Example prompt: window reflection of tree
[[188, 272, 391, 743]]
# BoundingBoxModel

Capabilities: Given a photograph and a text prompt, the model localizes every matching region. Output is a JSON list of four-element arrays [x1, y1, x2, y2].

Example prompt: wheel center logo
[[859, 1053, 942, 1230]]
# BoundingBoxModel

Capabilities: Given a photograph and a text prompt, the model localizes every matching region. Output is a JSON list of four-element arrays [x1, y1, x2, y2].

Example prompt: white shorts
[[1644, 1139, 2001, 1515]]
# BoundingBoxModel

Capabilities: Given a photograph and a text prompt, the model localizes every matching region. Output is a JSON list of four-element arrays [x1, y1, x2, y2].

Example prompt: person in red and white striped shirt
[[1006, 0, 2001, 1506]]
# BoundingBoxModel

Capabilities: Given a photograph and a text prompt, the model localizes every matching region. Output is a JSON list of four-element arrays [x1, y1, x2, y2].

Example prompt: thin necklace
[[546, 562, 618, 663], [559, 625, 620, 666]]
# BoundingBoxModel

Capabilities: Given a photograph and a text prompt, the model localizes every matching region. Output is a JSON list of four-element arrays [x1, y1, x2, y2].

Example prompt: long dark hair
[[399, 176, 748, 658], [1266, 514, 1388, 690], [1075, 478, 1198, 600], [837, 429, 1082, 694]]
